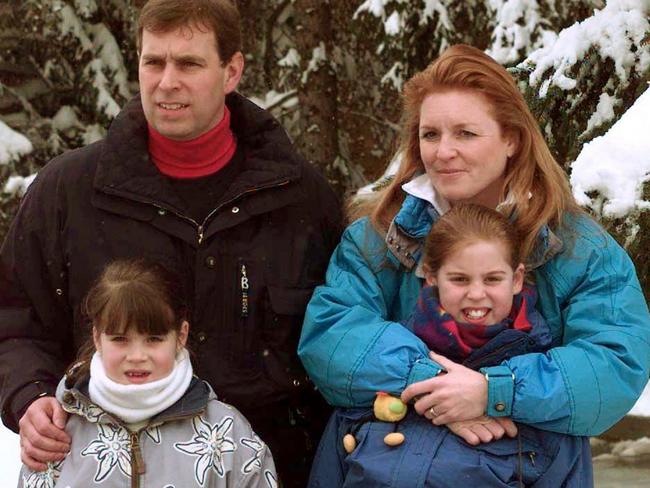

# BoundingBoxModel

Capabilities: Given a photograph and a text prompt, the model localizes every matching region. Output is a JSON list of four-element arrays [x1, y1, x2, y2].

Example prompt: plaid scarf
[[408, 285, 538, 363]]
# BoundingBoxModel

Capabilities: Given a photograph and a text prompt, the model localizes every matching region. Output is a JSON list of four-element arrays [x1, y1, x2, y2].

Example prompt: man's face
[[139, 25, 242, 141]]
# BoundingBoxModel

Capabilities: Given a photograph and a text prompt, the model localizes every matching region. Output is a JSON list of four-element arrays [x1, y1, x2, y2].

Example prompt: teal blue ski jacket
[[299, 194, 650, 435]]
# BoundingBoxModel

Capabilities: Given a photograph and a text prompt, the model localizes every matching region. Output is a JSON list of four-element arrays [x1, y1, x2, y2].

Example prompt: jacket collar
[[59, 374, 210, 426], [386, 177, 564, 271], [93, 92, 302, 213]]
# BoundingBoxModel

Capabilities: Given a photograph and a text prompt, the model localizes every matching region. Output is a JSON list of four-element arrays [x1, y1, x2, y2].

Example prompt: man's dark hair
[[137, 0, 242, 63]]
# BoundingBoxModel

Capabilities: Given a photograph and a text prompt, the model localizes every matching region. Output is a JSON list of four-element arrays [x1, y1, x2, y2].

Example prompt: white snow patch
[[525, 0, 650, 97], [55, 1, 93, 51], [301, 43, 328, 85], [52, 106, 80, 132], [278, 48, 301, 68], [87, 23, 130, 99], [83, 124, 106, 145], [0, 426, 19, 481], [381, 62, 404, 91], [420, 0, 452, 29], [384, 11, 402, 36], [84, 59, 122, 118], [488, 0, 558, 65], [0, 121, 33, 165], [74, 0, 98, 18], [584, 92, 618, 133], [354, 0, 387, 19], [570, 87, 650, 217], [248, 90, 297, 110], [3, 174, 37, 197]]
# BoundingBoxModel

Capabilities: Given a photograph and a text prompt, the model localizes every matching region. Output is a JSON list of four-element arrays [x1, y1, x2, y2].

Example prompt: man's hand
[[19, 397, 70, 471], [402, 351, 489, 424], [444, 416, 518, 445]]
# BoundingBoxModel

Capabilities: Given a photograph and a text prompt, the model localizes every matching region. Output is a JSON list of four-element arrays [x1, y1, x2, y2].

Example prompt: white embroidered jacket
[[18, 376, 277, 488]]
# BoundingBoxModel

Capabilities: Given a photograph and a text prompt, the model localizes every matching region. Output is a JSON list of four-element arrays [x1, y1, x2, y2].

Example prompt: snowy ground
[[1, 426, 20, 481], [2, 382, 650, 482]]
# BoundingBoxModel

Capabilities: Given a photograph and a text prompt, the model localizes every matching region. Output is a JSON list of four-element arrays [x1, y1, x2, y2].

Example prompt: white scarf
[[89, 348, 193, 423]]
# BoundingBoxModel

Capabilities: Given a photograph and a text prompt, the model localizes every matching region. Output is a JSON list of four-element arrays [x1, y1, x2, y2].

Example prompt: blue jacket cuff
[[407, 358, 443, 386], [480, 365, 514, 417]]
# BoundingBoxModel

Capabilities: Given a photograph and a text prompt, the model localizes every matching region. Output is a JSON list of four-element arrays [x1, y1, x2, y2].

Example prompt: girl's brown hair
[[351, 44, 581, 262], [422, 203, 522, 276], [67, 259, 188, 382]]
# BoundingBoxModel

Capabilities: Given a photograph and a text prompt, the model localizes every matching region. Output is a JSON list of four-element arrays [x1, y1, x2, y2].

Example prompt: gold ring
[[429, 406, 438, 417]]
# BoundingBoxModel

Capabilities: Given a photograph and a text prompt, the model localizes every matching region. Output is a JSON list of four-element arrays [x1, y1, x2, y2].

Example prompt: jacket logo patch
[[240, 263, 249, 318]]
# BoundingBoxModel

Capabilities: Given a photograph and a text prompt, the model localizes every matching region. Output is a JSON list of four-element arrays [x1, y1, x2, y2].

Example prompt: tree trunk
[[293, 0, 344, 193]]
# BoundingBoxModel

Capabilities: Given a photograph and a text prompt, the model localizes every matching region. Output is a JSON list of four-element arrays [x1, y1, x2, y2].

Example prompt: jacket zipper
[[196, 179, 290, 245], [130, 431, 145, 488], [105, 179, 290, 246], [62, 387, 208, 488]]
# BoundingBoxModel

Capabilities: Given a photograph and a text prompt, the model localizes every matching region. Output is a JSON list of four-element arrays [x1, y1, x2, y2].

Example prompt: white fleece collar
[[89, 348, 193, 424]]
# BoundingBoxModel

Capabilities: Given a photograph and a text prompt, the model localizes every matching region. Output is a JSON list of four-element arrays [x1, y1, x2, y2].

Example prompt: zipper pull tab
[[529, 451, 536, 466], [130, 432, 146, 475], [240, 263, 249, 317]]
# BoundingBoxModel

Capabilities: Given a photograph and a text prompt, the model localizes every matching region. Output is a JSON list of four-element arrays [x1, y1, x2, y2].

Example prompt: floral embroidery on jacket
[[63, 393, 105, 423], [174, 415, 236, 485], [265, 470, 278, 488], [240, 435, 264, 474], [22, 461, 63, 488], [80, 423, 131, 482], [145, 425, 162, 444]]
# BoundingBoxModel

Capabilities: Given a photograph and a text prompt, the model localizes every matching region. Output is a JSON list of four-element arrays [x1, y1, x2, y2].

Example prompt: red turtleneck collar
[[147, 106, 237, 179]]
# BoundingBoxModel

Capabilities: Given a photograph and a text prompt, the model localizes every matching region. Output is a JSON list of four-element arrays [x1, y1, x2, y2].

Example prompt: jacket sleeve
[[0, 164, 72, 432], [498, 217, 650, 435], [298, 218, 442, 407], [234, 444, 277, 488], [221, 405, 277, 488]]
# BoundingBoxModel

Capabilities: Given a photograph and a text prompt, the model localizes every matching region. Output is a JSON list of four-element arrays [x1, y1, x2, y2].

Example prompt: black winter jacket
[[0, 93, 342, 435]]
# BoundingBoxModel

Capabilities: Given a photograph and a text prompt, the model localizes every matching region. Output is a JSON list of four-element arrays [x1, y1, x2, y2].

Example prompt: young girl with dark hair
[[18, 259, 276, 488]]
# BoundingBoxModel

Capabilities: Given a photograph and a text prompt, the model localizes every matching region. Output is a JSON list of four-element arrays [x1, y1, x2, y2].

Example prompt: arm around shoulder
[[0, 164, 71, 431]]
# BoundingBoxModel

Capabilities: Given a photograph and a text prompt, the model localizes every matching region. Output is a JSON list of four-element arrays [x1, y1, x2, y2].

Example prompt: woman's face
[[418, 89, 517, 209]]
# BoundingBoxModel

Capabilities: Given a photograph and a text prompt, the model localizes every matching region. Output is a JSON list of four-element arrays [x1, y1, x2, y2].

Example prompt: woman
[[298, 44, 650, 483]]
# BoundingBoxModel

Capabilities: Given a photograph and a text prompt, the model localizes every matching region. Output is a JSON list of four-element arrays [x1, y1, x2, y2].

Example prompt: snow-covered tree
[[0, 0, 648, 294], [513, 0, 650, 298], [0, 0, 138, 235]]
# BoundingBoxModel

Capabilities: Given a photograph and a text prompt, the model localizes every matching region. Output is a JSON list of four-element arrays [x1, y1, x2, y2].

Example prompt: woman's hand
[[444, 416, 518, 445], [401, 351, 488, 425]]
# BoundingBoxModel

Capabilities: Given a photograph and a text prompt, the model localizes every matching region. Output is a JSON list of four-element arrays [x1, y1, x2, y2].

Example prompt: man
[[0, 1, 342, 486]]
